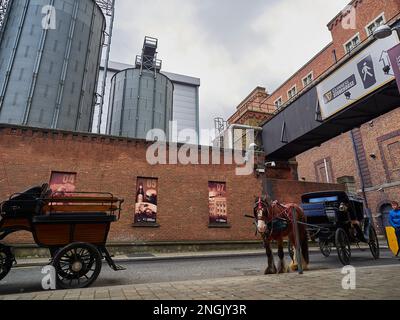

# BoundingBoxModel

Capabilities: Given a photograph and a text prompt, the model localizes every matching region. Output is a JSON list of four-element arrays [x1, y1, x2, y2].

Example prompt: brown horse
[[254, 196, 310, 274]]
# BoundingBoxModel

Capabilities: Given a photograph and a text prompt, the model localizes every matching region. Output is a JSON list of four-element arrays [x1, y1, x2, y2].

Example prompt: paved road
[[0, 249, 398, 296]]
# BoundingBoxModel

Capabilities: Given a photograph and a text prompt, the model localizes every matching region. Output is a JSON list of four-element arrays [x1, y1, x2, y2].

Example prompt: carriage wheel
[[52, 242, 102, 290], [335, 229, 351, 266], [0, 245, 13, 281], [368, 226, 380, 260], [319, 240, 332, 258]]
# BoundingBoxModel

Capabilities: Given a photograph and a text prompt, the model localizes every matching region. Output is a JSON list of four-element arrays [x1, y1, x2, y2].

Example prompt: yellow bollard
[[386, 227, 400, 257]]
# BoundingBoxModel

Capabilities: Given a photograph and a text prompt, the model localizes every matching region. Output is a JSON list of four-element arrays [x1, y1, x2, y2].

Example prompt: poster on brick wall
[[208, 182, 228, 224], [134, 178, 158, 224], [49, 172, 77, 196]]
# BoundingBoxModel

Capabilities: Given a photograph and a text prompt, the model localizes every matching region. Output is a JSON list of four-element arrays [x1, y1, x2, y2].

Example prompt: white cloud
[[110, 0, 350, 144]]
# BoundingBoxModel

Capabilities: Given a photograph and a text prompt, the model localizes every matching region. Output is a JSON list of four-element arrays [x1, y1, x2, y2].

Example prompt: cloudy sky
[[109, 0, 350, 140]]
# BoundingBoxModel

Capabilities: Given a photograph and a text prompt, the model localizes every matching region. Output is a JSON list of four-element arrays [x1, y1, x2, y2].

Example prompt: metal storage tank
[[107, 68, 174, 140], [0, 0, 105, 132]]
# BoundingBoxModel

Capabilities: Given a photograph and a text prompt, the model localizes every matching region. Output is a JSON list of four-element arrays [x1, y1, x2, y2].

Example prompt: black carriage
[[0, 184, 125, 289], [300, 191, 380, 266]]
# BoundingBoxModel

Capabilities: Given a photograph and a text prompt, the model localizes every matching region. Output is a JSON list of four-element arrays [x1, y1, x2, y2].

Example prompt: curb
[[14, 245, 389, 268], [14, 251, 267, 268]]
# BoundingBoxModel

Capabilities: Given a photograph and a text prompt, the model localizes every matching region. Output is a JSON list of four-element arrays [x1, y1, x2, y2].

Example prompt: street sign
[[388, 43, 400, 94], [317, 32, 399, 120]]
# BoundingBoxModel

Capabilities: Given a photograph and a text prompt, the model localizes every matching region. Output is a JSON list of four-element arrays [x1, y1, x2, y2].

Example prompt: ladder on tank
[[135, 36, 162, 78]]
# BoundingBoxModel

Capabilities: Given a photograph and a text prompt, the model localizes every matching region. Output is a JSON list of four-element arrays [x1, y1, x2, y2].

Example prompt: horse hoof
[[265, 268, 277, 275], [278, 266, 289, 274], [290, 263, 298, 272]]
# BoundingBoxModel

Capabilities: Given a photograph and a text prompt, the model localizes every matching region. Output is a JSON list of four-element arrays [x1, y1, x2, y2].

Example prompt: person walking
[[389, 201, 400, 247]]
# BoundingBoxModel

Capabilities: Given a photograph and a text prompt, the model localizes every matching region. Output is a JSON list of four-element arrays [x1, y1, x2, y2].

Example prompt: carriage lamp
[[373, 25, 400, 40]]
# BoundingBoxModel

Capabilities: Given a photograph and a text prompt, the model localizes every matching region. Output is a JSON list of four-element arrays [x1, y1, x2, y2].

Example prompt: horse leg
[[277, 238, 289, 274], [264, 240, 277, 275], [289, 234, 299, 272], [300, 226, 310, 271]]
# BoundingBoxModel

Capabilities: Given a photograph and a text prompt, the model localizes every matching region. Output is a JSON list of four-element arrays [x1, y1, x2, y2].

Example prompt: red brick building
[[227, 0, 400, 232], [0, 125, 342, 246]]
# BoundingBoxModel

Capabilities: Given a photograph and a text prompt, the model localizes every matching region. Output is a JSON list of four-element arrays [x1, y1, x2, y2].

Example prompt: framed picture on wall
[[208, 182, 228, 224], [49, 172, 77, 196], [134, 178, 158, 224]]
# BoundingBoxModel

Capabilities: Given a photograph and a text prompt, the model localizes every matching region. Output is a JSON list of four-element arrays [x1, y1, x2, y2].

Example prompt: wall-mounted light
[[373, 25, 400, 40], [345, 91, 357, 101], [265, 161, 277, 167]]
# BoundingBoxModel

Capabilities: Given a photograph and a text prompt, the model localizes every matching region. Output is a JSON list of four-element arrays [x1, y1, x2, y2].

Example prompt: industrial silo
[[107, 68, 174, 139], [0, 0, 105, 132]]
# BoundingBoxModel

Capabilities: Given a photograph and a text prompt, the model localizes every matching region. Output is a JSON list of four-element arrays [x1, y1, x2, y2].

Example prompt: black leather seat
[[1, 185, 46, 217]]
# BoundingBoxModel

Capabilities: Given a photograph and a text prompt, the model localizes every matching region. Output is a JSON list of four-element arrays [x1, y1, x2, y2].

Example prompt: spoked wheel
[[0, 245, 13, 281], [52, 242, 102, 289], [319, 240, 332, 258], [335, 228, 351, 266], [368, 226, 380, 260]]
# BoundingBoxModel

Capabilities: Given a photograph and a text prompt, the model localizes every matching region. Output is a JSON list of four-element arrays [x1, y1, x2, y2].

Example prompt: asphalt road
[[0, 249, 398, 296]]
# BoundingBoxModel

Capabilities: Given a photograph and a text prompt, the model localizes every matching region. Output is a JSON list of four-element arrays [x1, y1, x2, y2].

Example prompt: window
[[314, 158, 333, 184], [302, 72, 313, 88], [344, 33, 361, 54], [366, 13, 385, 36], [274, 97, 283, 109], [387, 141, 400, 171], [287, 86, 297, 100]]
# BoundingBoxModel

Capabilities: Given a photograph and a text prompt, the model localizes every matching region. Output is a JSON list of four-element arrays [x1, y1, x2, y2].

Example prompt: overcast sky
[[109, 0, 350, 141]]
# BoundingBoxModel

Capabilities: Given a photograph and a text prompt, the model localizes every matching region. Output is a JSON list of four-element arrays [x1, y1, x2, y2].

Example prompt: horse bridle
[[255, 198, 291, 238]]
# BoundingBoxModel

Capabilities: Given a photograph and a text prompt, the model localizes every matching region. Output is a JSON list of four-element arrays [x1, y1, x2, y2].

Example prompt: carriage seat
[[33, 212, 117, 224], [0, 184, 49, 217]]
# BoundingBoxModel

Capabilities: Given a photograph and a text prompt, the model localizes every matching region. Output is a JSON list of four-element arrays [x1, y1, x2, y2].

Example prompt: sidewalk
[[1, 264, 399, 300]]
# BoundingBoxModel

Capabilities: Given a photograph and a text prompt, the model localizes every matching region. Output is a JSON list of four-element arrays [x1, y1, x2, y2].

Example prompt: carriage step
[[112, 264, 126, 271]]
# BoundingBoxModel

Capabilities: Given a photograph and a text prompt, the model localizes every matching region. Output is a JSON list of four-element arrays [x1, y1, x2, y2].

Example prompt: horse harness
[[256, 198, 291, 238]]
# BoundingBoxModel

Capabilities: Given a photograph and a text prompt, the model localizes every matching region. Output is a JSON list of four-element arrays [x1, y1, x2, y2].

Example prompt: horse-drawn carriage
[[0, 184, 125, 289], [301, 191, 380, 266]]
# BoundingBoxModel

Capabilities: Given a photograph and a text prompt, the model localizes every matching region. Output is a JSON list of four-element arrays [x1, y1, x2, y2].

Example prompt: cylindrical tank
[[107, 69, 174, 140], [0, 0, 105, 132]]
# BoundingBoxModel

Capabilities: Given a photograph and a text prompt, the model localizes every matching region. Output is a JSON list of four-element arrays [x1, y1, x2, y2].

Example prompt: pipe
[[97, 0, 115, 134]]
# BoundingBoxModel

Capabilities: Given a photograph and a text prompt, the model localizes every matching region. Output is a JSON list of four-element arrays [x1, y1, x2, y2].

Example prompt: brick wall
[[0, 126, 347, 245], [329, 0, 400, 57], [266, 0, 400, 109], [264, 179, 345, 204], [296, 107, 400, 231], [0, 126, 264, 244]]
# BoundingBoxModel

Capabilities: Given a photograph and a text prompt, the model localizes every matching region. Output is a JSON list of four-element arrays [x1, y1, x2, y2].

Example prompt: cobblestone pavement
[[0, 264, 399, 300]]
